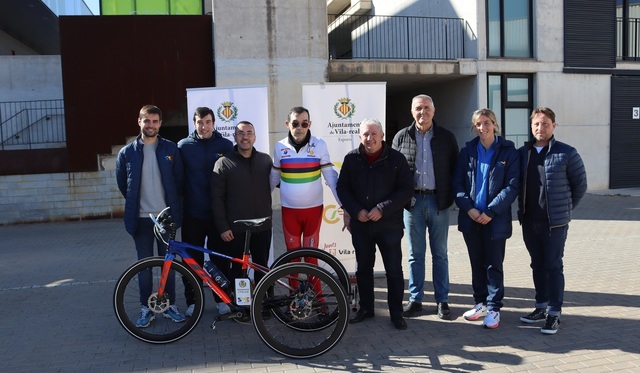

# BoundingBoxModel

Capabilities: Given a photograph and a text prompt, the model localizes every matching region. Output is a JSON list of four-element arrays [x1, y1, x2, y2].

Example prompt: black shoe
[[520, 308, 547, 324], [541, 315, 560, 335], [350, 309, 375, 324], [391, 317, 407, 330], [402, 301, 423, 317], [437, 302, 451, 320]]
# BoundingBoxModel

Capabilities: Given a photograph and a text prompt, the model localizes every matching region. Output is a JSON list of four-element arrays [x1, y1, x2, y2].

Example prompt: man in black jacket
[[211, 121, 273, 287], [518, 107, 587, 335], [337, 118, 414, 330], [392, 94, 458, 320]]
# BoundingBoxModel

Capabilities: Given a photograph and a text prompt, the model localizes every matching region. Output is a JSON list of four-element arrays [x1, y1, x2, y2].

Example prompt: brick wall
[[0, 171, 124, 225]]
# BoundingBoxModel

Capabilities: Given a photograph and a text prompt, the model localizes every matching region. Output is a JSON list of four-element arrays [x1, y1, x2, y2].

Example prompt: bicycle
[[113, 207, 350, 358]]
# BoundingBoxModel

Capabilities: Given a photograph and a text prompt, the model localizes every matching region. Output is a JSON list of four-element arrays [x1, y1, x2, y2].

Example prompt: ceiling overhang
[[0, 0, 60, 54], [328, 59, 478, 94]]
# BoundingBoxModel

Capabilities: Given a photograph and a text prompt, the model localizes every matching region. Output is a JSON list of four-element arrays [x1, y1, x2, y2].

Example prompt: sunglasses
[[290, 121, 309, 129]]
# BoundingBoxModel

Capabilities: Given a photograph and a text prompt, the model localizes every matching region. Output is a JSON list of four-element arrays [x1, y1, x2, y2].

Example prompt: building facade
[[1, 0, 639, 223]]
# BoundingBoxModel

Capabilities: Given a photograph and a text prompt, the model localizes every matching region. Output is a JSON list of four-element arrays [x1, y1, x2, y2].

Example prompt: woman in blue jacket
[[453, 108, 519, 329]]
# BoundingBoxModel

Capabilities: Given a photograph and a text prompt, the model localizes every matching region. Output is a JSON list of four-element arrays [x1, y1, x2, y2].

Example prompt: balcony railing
[[617, 17, 640, 61], [0, 99, 66, 150], [328, 14, 470, 60]]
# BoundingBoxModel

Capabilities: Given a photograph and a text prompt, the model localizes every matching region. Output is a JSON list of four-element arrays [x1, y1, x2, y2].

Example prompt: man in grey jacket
[[517, 107, 587, 335], [392, 94, 458, 320]]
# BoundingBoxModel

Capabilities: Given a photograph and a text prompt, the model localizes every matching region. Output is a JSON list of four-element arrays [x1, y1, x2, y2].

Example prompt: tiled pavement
[[1, 191, 639, 372]]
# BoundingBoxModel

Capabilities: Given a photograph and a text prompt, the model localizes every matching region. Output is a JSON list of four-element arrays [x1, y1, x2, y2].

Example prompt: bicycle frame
[[159, 239, 272, 305], [150, 210, 288, 310]]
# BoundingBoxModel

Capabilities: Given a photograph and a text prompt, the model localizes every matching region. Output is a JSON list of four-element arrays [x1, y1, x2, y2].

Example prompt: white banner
[[186, 85, 269, 153], [186, 85, 273, 270], [302, 82, 387, 274]]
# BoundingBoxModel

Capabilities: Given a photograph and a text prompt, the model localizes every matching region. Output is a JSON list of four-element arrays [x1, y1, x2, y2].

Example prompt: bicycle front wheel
[[113, 257, 203, 343], [251, 263, 349, 359]]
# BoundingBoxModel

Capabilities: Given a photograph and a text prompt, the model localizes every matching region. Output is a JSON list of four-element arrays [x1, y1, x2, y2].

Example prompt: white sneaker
[[185, 304, 195, 317], [217, 302, 231, 315], [463, 303, 487, 321], [483, 310, 500, 329]]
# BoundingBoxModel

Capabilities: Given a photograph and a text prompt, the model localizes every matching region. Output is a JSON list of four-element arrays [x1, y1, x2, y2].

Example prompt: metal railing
[[328, 14, 469, 60], [0, 99, 66, 150], [617, 17, 640, 61]]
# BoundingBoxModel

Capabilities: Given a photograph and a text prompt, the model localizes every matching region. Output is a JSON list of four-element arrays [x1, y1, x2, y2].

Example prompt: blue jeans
[[351, 225, 405, 319], [462, 223, 506, 311], [522, 219, 568, 316], [404, 193, 450, 303], [133, 218, 175, 306]]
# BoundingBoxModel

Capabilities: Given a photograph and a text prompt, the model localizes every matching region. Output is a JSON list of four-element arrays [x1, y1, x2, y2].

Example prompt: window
[[487, 0, 532, 58], [616, 0, 640, 60], [101, 0, 203, 15], [488, 74, 533, 148]]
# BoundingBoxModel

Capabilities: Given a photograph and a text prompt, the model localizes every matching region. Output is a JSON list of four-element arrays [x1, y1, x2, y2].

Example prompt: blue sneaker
[[162, 305, 186, 323], [136, 306, 155, 328]]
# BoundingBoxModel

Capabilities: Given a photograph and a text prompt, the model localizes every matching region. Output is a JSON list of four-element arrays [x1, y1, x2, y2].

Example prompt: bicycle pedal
[[210, 320, 217, 330]]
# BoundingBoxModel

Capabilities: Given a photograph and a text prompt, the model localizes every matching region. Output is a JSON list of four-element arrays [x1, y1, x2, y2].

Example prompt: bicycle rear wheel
[[270, 248, 350, 331], [251, 263, 349, 359], [271, 248, 351, 294], [113, 257, 204, 343]]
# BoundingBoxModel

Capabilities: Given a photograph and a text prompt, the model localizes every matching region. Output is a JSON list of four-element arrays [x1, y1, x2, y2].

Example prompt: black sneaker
[[541, 315, 560, 335], [402, 301, 423, 317], [520, 308, 547, 324]]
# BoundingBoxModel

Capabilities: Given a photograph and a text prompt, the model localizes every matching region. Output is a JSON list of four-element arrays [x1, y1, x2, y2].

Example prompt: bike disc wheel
[[270, 248, 351, 330], [251, 263, 349, 359]]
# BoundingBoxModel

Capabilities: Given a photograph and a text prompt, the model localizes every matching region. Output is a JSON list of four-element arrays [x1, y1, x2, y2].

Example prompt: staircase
[[98, 137, 136, 171]]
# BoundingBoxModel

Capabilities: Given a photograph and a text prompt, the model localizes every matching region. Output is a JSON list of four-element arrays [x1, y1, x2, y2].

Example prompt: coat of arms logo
[[217, 101, 238, 123], [334, 97, 356, 119]]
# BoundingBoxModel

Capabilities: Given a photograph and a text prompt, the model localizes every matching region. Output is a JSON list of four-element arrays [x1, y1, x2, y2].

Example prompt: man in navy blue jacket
[[178, 107, 233, 316], [518, 107, 587, 335], [116, 104, 185, 328]]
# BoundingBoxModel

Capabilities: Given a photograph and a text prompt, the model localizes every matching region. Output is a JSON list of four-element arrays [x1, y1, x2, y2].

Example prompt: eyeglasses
[[290, 121, 309, 129], [236, 131, 255, 137]]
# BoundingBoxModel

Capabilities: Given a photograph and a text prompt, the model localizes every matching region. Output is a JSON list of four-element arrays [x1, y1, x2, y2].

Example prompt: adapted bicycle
[[113, 207, 350, 358]]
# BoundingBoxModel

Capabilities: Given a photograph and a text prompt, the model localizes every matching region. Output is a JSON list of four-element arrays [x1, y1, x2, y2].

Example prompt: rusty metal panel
[[60, 15, 213, 171]]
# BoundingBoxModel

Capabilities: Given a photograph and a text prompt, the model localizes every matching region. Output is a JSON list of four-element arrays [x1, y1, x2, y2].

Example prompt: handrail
[[617, 17, 640, 61], [328, 14, 469, 60], [0, 99, 66, 150]]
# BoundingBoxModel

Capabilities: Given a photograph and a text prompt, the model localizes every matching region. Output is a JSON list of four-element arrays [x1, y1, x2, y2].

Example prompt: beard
[[142, 127, 158, 138]]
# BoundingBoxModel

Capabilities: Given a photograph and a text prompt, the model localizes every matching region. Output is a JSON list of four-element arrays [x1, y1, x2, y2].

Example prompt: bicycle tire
[[251, 262, 349, 359], [113, 257, 204, 343], [270, 248, 351, 294]]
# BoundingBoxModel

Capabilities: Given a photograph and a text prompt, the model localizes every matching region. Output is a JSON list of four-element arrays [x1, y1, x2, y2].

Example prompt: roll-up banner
[[186, 85, 273, 269], [302, 82, 387, 274]]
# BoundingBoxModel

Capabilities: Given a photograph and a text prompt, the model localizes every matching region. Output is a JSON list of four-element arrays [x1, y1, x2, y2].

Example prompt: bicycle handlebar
[[149, 213, 166, 234]]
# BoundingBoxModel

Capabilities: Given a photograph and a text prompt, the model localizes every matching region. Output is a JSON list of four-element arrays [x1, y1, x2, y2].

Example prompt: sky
[[84, 0, 99, 15]]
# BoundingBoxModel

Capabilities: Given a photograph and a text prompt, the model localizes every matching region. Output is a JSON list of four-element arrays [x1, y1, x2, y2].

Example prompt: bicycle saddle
[[233, 217, 271, 228]]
